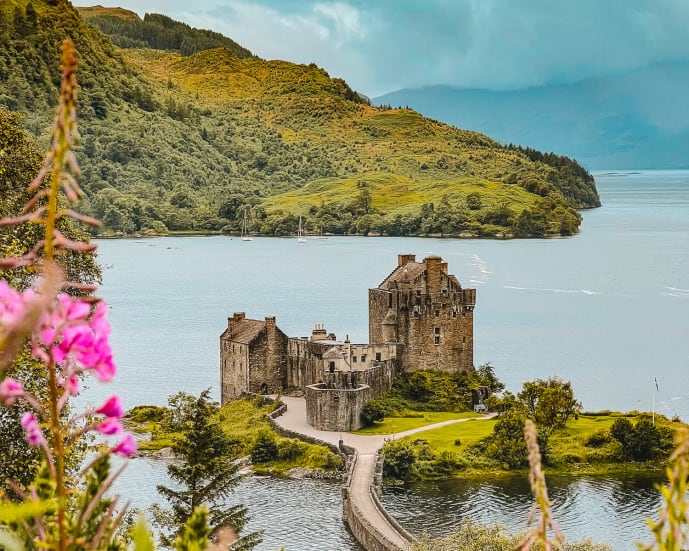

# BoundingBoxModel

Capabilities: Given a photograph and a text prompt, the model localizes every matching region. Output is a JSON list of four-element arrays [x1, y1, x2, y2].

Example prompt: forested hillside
[[0, 1, 600, 238]]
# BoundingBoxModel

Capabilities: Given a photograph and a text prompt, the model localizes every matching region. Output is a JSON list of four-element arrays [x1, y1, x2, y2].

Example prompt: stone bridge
[[270, 396, 496, 551]]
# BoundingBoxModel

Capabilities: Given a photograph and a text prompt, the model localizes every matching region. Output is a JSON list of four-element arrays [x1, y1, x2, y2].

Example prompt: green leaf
[[0, 499, 54, 523], [130, 515, 155, 551]]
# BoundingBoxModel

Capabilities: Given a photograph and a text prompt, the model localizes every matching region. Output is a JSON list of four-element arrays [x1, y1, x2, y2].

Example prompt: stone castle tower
[[368, 254, 476, 372], [221, 253, 476, 406]]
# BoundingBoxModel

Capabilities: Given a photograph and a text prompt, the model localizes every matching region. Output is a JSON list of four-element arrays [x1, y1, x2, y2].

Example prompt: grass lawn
[[398, 418, 497, 455], [354, 411, 481, 435]]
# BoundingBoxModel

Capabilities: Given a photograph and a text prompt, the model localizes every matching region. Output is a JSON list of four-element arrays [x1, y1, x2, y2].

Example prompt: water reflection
[[381, 474, 664, 550]]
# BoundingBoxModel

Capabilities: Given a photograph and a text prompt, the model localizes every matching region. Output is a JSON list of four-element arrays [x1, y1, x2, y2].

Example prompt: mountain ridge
[[0, 1, 598, 238], [375, 62, 689, 170]]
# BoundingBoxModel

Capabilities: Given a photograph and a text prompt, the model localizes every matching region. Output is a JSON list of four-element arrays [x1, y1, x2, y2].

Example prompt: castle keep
[[220, 254, 476, 430]]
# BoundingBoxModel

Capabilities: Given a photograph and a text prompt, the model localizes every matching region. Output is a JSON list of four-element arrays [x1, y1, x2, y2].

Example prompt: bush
[[277, 438, 307, 461], [584, 429, 611, 448], [126, 405, 167, 423], [361, 401, 385, 426], [382, 439, 417, 481], [251, 430, 278, 463], [610, 418, 661, 461]]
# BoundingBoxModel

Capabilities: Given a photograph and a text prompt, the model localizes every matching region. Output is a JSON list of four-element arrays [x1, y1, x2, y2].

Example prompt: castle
[[220, 254, 476, 431]]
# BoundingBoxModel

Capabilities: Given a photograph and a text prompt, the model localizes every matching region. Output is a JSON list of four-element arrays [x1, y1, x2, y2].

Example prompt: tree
[[381, 439, 417, 481], [517, 378, 581, 434], [485, 410, 530, 468], [154, 390, 260, 549]]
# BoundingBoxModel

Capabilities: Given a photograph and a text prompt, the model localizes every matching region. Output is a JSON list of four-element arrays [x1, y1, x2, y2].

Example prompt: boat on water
[[318, 226, 328, 239], [297, 216, 306, 243], [241, 210, 252, 241]]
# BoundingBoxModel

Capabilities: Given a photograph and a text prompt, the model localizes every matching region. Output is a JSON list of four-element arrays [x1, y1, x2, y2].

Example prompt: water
[[381, 474, 664, 550], [88, 170, 688, 550]]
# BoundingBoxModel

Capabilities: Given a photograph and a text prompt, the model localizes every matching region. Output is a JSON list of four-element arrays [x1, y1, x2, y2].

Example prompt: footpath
[[272, 396, 497, 551]]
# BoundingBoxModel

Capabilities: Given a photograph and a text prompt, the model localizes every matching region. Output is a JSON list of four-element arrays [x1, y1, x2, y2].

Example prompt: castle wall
[[306, 383, 374, 431], [220, 315, 288, 403], [220, 340, 249, 402], [396, 288, 475, 372], [247, 326, 288, 395]]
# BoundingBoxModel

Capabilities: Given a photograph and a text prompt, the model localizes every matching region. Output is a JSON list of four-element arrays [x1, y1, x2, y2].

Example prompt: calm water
[[92, 170, 688, 550]]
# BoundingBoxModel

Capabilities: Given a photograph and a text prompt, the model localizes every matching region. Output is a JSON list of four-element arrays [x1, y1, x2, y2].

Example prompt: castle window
[[329, 361, 335, 373], [375, 352, 381, 361], [388, 293, 393, 307], [434, 310, 440, 317], [361, 355, 367, 363], [416, 290, 421, 296], [352, 356, 357, 363], [434, 327, 440, 345]]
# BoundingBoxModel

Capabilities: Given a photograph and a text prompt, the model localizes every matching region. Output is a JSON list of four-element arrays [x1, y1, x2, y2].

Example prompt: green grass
[[130, 398, 342, 473], [262, 171, 540, 218], [399, 418, 497, 455], [355, 411, 480, 435]]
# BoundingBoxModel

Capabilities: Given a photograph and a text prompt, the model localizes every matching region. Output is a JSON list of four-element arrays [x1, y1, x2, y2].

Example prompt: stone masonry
[[220, 254, 476, 430]]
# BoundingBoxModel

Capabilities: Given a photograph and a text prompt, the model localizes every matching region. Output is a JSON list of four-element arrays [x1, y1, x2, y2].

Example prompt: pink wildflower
[[20, 412, 46, 447], [0, 281, 26, 326], [112, 433, 137, 457], [58, 293, 90, 321], [59, 374, 80, 395], [96, 418, 123, 435], [96, 395, 123, 419], [0, 378, 24, 406]]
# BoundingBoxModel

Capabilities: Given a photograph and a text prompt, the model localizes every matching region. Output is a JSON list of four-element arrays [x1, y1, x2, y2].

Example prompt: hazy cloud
[[72, 0, 689, 96]]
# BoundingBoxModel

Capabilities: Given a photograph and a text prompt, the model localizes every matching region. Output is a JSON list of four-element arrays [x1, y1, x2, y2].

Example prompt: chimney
[[265, 316, 276, 338], [311, 323, 327, 341], [229, 312, 246, 335], [425, 256, 442, 292], [397, 253, 416, 267], [344, 335, 351, 366]]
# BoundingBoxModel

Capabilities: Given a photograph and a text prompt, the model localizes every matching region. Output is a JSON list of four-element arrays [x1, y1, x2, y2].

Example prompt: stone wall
[[305, 383, 373, 431], [341, 450, 414, 551]]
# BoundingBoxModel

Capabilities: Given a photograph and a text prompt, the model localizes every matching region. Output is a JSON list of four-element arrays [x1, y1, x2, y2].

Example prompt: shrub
[[584, 429, 611, 448], [277, 438, 307, 461], [251, 430, 278, 463], [382, 439, 417, 481], [127, 405, 167, 423], [361, 401, 385, 426]]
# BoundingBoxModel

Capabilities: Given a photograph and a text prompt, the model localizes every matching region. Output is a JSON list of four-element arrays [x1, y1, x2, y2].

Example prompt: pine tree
[[154, 390, 260, 549]]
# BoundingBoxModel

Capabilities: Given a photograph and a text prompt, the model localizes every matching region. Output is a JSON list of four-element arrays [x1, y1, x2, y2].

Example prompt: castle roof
[[221, 318, 265, 344], [378, 262, 426, 289]]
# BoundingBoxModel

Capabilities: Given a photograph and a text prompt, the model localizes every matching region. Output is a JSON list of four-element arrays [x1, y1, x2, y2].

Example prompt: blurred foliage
[[0, 1, 599, 239]]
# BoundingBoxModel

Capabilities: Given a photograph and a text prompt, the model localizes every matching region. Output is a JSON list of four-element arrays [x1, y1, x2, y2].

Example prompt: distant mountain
[[375, 63, 689, 170], [0, 1, 598, 239]]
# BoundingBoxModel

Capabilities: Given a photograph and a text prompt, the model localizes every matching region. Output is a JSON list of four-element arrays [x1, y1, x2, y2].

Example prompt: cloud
[[72, 0, 689, 96]]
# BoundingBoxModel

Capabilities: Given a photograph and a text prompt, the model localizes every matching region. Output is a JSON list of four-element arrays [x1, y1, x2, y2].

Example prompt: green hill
[[0, 1, 599, 238]]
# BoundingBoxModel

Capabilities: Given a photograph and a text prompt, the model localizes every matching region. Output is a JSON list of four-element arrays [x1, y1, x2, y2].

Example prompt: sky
[[71, 0, 689, 97]]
